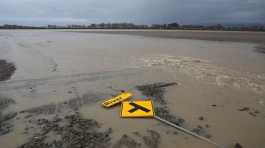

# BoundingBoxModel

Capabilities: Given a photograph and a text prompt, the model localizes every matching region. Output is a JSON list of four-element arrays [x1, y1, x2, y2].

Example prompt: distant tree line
[[0, 24, 44, 29], [0, 22, 264, 31]]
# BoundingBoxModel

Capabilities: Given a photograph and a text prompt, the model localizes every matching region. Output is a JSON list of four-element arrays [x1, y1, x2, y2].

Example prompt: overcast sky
[[0, 0, 265, 26]]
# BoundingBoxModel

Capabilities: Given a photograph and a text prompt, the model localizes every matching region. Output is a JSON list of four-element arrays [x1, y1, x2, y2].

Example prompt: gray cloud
[[0, 0, 264, 25]]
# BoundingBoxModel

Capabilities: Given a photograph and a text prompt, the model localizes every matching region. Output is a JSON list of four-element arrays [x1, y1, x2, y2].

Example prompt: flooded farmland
[[0, 30, 265, 148]]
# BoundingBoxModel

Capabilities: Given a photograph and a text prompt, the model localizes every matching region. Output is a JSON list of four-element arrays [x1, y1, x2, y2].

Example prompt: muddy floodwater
[[0, 30, 265, 148]]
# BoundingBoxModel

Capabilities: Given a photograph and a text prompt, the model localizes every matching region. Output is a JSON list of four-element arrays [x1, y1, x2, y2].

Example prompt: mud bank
[[15, 90, 164, 148], [15, 91, 112, 148], [19, 113, 112, 148], [0, 96, 16, 136], [0, 60, 16, 81]]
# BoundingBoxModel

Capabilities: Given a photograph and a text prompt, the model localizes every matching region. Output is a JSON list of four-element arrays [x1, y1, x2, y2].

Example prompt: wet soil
[[113, 129, 161, 148], [136, 82, 212, 139], [16, 91, 113, 148], [142, 130, 160, 148], [191, 125, 212, 139], [19, 113, 112, 148], [155, 107, 185, 126], [136, 82, 185, 126], [136, 82, 177, 105], [16, 90, 164, 148], [20, 93, 102, 115], [0, 60, 16, 81], [0, 96, 16, 136], [237, 107, 261, 117], [113, 134, 141, 148]]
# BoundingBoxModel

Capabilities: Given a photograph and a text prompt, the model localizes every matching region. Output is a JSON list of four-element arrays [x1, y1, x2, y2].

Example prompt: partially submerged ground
[[4, 90, 164, 148], [17, 81, 212, 147], [0, 60, 16, 136], [0, 80, 212, 148], [0, 96, 16, 136], [1, 30, 265, 148], [0, 60, 16, 81], [136, 82, 211, 138], [0, 62, 264, 148]]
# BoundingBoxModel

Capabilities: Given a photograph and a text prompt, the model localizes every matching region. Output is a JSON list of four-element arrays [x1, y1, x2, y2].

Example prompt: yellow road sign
[[102, 92, 133, 108], [121, 100, 155, 118]]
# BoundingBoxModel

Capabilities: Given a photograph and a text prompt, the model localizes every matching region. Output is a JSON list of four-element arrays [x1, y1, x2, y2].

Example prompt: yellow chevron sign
[[121, 100, 155, 118], [102, 92, 132, 108]]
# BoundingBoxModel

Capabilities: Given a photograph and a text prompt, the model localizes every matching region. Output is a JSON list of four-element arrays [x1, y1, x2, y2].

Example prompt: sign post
[[154, 115, 225, 148], [102, 96, 224, 148], [119, 100, 224, 148]]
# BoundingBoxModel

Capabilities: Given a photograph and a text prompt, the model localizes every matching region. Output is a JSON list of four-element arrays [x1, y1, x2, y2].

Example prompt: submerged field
[[0, 30, 265, 148]]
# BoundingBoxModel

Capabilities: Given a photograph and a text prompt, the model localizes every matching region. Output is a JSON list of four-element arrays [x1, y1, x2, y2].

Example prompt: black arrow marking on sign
[[128, 102, 151, 113]]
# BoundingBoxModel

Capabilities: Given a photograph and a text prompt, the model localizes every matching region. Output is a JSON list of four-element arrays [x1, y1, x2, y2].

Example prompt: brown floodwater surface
[[0, 30, 264, 148]]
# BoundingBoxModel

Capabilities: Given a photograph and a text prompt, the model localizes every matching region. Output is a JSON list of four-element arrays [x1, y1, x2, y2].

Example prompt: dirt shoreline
[[12, 88, 165, 148], [69, 30, 265, 44]]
